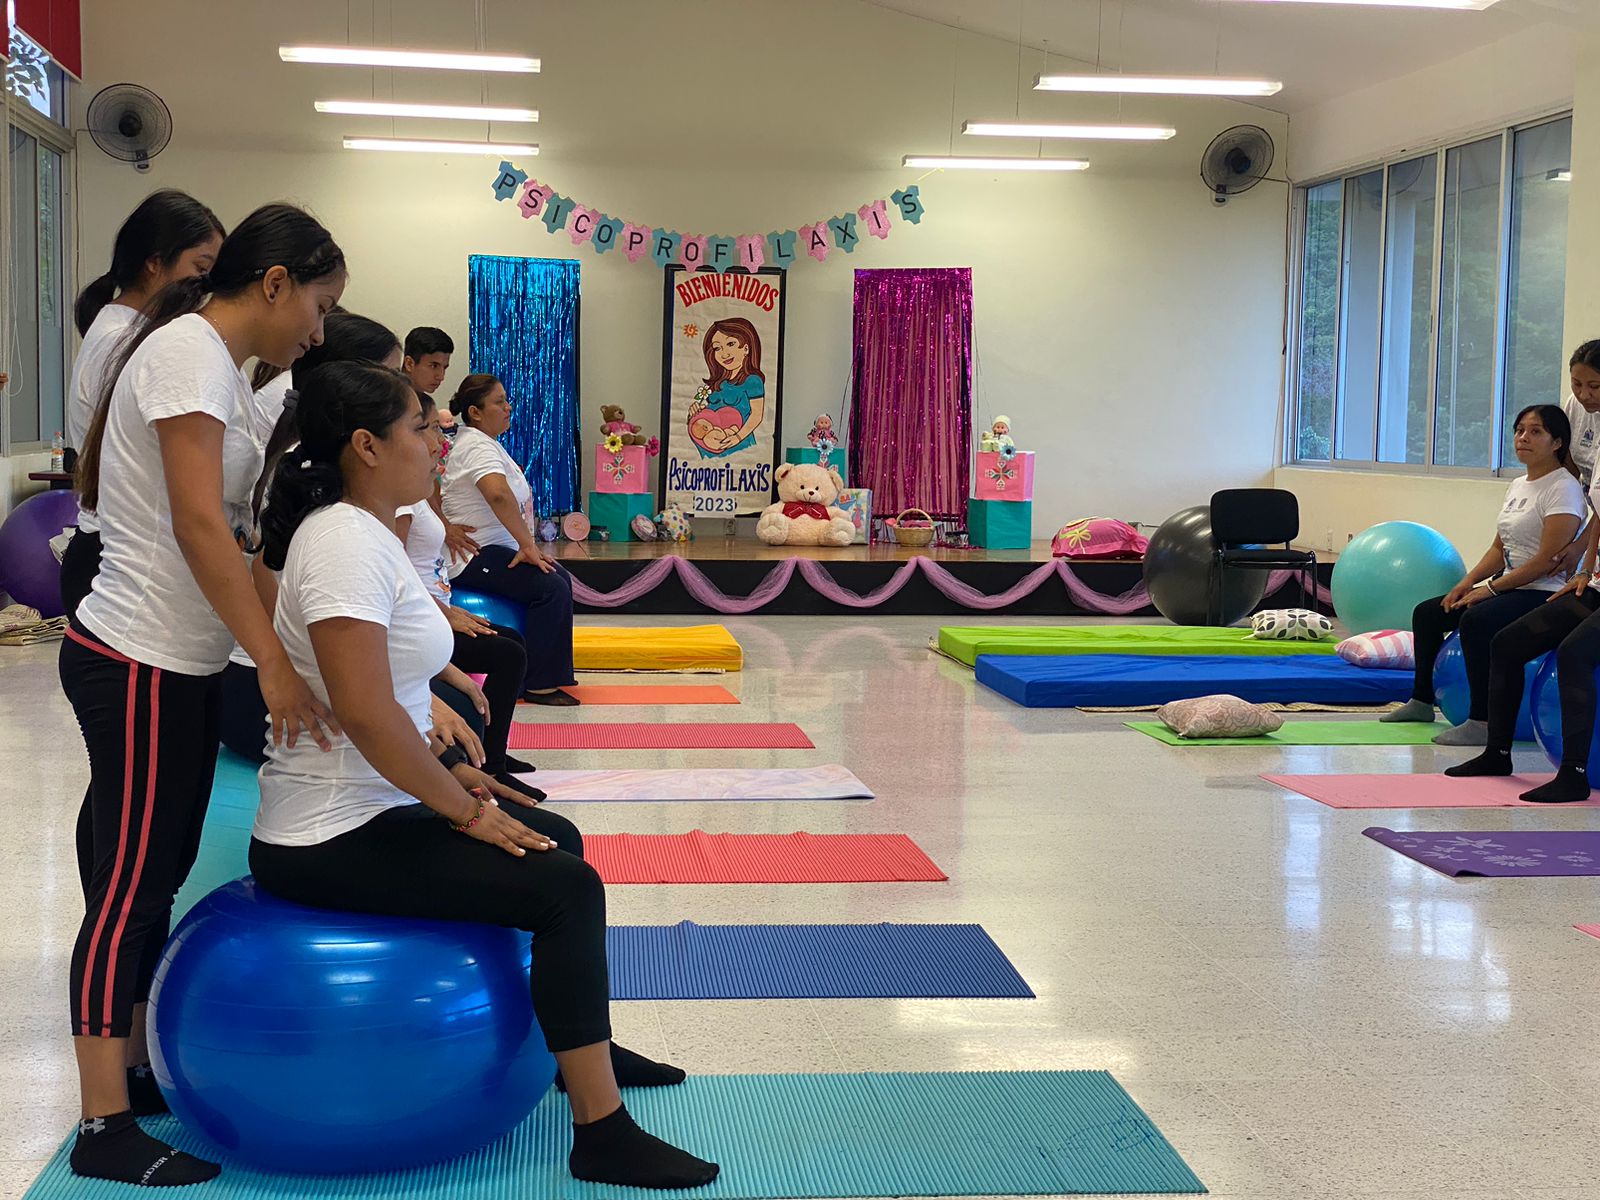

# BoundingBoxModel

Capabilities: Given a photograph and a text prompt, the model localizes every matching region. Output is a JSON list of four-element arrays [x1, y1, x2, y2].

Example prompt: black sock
[[70, 1111, 219, 1187], [1521, 765, 1593, 803], [569, 1103, 718, 1189], [503, 754, 537, 774], [1443, 749, 1513, 778], [126, 1063, 168, 1117], [495, 772, 547, 804], [556, 1042, 687, 1092]]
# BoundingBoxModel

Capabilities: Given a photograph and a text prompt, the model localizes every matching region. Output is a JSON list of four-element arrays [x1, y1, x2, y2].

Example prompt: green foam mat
[[1126, 719, 1449, 746], [938, 624, 1337, 667], [23, 1072, 1205, 1198]]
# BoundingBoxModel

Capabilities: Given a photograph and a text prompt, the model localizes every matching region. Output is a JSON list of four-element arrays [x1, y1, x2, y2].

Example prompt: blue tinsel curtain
[[467, 255, 581, 514]]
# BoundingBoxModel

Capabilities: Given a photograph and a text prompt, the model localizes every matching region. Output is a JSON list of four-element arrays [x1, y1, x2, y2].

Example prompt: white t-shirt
[[67, 305, 142, 536], [78, 314, 261, 675], [440, 426, 533, 574], [255, 503, 453, 846], [225, 376, 296, 671], [1564, 395, 1600, 486], [1498, 469, 1586, 592], [400, 498, 452, 604]]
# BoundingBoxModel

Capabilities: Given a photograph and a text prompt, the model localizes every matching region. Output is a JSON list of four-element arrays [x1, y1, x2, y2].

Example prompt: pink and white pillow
[[1157, 694, 1284, 739], [1336, 629, 1415, 670]]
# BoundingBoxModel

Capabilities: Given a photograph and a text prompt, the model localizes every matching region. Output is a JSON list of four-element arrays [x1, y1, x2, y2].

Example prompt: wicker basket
[[887, 507, 936, 548]]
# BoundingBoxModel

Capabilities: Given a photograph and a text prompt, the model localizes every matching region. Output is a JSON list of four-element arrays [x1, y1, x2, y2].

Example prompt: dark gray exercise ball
[[1142, 504, 1267, 626]]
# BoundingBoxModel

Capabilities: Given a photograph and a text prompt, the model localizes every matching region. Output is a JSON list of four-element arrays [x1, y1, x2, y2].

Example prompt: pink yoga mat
[[558, 685, 739, 705], [1575, 925, 1600, 942], [508, 722, 813, 750], [587, 831, 947, 884], [1263, 773, 1600, 810]]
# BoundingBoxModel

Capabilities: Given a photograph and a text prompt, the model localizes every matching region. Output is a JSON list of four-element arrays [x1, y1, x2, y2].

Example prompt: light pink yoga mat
[[509, 721, 813, 750], [1575, 924, 1600, 942], [1263, 772, 1600, 810]]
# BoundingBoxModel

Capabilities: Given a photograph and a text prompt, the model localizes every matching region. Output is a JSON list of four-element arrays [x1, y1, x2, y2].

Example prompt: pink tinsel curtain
[[848, 268, 973, 523]]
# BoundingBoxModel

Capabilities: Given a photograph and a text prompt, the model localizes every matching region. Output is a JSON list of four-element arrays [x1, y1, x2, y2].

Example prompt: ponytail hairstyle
[[449, 373, 502, 427], [252, 311, 401, 522], [76, 202, 345, 513], [1571, 341, 1600, 374], [1513, 403, 1573, 467], [260, 361, 416, 571], [74, 190, 224, 336]]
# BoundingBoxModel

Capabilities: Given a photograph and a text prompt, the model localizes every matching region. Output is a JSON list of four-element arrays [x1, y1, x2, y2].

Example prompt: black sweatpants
[[58, 528, 102, 618], [249, 802, 607, 1052], [454, 547, 577, 692], [60, 623, 221, 1038], [1410, 588, 1550, 720], [447, 622, 528, 772], [1485, 591, 1600, 760]]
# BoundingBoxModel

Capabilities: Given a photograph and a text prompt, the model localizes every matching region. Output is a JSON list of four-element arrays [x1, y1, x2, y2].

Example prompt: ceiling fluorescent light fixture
[[1219, 0, 1496, 8], [963, 121, 1175, 140], [344, 137, 539, 156], [1035, 73, 1282, 97], [317, 100, 538, 122], [903, 155, 1090, 171], [281, 46, 539, 73]]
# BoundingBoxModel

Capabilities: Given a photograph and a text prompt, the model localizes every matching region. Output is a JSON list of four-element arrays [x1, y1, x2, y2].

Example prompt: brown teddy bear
[[756, 463, 856, 547], [599, 405, 648, 446]]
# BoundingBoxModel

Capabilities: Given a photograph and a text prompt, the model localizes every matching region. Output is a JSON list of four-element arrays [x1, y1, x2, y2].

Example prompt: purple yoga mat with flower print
[[1363, 828, 1600, 877]]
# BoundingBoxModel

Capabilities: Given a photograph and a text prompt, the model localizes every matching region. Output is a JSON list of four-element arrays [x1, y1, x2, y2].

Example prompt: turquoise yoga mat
[[23, 1072, 1205, 1198]]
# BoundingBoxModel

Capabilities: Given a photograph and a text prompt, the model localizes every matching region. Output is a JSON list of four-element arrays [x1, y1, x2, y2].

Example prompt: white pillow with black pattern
[[1249, 608, 1334, 641]]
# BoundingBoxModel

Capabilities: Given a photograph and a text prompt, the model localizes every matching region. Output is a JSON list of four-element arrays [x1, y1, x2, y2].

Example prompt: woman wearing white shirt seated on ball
[[441, 374, 579, 706], [249, 361, 716, 1189], [1384, 404, 1586, 745]]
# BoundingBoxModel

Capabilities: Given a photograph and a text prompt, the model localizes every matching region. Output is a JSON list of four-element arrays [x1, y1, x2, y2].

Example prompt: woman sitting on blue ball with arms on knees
[[248, 361, 717, 1189], [1383, 404, 1585, 745]]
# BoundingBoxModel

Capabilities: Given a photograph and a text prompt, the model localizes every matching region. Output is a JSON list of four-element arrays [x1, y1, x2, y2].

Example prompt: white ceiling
[[864, 0, 1592, 111]]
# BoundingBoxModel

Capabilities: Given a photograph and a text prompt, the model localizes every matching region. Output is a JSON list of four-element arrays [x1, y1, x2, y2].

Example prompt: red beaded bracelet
[[453, 791, 488, 833]]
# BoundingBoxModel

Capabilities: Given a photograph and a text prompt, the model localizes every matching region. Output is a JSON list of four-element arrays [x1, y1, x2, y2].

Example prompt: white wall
[[70, 0, 1289, 537]]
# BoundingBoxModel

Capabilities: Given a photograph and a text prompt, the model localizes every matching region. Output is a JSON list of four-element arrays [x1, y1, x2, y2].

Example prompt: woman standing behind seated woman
[[441, 374, 579, 706], [249, 361, 716, 1188], [1383, 404, 1586, 745]]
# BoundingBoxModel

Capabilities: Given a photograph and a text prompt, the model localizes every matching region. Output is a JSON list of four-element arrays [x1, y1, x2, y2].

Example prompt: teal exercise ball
[[1331, 522, 1465, 635]]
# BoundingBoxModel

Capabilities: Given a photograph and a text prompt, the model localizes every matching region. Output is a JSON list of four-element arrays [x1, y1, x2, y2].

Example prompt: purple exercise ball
[[0, 489, 80, 618]]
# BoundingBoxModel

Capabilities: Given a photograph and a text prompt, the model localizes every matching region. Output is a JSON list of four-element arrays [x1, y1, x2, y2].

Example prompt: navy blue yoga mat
[[23, 1073, 1205, 1197], [975, 651, 1412, 708], [607, 921, 1034, 999]]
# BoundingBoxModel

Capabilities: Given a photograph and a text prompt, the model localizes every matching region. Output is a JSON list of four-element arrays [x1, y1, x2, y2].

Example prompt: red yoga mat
[[508, 722, 812, 750], [587, 831, 948, 884], [558, 685, 739, 705]]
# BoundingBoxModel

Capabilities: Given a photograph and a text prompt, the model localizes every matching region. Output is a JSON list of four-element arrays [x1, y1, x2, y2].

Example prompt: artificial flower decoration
[[603, 433, 625, 454], [645, 436, 661, 458]]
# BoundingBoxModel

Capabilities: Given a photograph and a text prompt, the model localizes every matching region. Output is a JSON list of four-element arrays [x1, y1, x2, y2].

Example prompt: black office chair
[[1208, 488, 1318, 625]]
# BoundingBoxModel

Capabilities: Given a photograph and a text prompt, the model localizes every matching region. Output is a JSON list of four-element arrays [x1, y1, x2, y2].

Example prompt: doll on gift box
[[807, 413, 842, 467], [980, 415, 1017, 459]]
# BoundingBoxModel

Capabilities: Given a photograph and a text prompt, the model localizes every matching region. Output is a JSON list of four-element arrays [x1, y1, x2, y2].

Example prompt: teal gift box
[[784, 446, 848, 486], [968, 498, 1032, 549], [589, 491, 656, 541], [835, 487, 872, 545]]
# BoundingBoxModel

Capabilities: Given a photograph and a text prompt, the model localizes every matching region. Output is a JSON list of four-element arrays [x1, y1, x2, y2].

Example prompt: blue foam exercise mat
[[975, 651, 1413, 709], [608, 921, 1034, 999], [22, 1072, 1206, 1198]]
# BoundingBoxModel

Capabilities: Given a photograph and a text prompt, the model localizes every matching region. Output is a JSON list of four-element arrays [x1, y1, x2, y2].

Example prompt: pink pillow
[[1336, 630, 1415, 670], [1051, 518, 1149, 559]]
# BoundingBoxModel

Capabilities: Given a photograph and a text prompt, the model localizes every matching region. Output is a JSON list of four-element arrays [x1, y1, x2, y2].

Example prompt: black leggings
[[447, 623, 527, 772], [455, 547, 577, 692], [59, 528, 102, 618], [219, 661, 270, 764], [60, 622, 221, 1038], [1485, 591, 1600, 759], [1410, 588, 1549, 720], [249, 802, 607, 1052]]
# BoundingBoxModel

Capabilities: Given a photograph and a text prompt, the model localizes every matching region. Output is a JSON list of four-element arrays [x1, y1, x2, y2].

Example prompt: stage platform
[[551, 538, 1332, 617]]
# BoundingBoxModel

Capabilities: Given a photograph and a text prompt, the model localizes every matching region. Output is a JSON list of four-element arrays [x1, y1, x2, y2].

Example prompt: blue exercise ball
[[149, 878, 556, 1172], [1531, 653, 1600, 771], [1434, 633, 1540, 742], [0, 489, 79, 617], [453, 587, 527, 635], [170, 750, 260, 924], [1332, 521, 1465, 635]]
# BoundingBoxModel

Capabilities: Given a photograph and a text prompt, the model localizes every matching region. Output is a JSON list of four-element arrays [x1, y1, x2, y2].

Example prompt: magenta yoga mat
[[1263, 773, 1600, 810], [508, 721, 813, 750]]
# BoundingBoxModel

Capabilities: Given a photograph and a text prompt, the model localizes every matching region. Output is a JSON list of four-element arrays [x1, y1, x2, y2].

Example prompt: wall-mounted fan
[[86, 84, 173, 172], [1201, 125, 1276, 206]]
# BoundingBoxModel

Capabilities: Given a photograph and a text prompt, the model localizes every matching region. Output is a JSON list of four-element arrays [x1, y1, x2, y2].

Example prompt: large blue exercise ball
[[149, 878, 556, 1172], [1434, 633, 1540, 743], [1142, 505, 1266, 626], [453, 587, 527, 635], [1531, 653, 1600, 771], [1332, 522, 1465, 635], [0, 489, 79, 617], [170, 750, 260, 924]]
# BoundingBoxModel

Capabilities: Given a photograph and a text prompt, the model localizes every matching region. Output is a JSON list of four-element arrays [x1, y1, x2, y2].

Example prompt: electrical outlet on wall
[[1325, 528, 1334, 552]]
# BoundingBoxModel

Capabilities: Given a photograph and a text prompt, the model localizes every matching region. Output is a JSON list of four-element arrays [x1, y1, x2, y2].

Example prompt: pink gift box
[[595, 444, 649, 494], [974, 451, 1034, 501]]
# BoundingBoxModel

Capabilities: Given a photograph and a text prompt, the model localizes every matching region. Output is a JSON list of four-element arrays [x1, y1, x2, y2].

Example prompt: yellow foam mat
[[572, 625, 743, 672]]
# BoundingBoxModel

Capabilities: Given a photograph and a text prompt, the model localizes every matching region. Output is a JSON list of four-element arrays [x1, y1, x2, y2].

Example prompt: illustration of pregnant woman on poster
[[688, 318, 766, 459]]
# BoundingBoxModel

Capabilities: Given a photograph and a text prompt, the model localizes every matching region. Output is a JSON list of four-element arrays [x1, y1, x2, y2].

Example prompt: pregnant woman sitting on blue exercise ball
[[248, 361, 717, 1189], [1383, 404, 1585, 746]]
